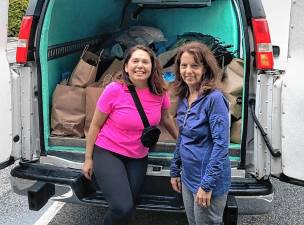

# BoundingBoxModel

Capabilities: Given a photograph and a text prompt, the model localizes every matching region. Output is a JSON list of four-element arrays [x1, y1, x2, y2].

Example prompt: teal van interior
[[40, 0, 244, 163]]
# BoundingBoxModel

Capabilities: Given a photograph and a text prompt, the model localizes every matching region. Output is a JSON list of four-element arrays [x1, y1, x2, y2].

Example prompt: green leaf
[[8, 0, 29, 37]]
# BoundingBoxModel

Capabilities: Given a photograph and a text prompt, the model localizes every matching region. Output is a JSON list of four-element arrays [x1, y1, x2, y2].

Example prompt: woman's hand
[[84, 110, 108, 181], [170, 177, 182, 193], [82, 158, 93, 180], [195, 187, 212, 207]]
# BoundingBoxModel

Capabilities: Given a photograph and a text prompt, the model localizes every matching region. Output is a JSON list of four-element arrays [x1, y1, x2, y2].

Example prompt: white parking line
[[34, 201, 65, 225]]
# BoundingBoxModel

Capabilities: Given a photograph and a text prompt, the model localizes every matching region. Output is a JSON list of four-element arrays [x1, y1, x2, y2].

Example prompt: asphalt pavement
[[47, 178, 304, 225], [1, 164, 304, 225], [0, 165, 53, 225]]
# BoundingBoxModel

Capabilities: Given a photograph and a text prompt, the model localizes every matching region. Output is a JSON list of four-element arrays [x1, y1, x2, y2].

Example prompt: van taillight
[[16, 16, 34, 64], [252, 18, 274, 70]]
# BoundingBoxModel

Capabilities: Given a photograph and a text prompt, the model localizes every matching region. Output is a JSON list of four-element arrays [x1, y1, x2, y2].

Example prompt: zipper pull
[[183, 106, 191, 127]]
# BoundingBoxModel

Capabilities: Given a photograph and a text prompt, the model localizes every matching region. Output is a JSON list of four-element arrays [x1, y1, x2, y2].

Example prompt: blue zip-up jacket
[[170, 89, 231, 197]]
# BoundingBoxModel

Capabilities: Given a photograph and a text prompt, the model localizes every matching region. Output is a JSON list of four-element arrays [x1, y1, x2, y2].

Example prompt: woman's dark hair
[[115, 45, 167, 95], [173, 41, 221, 99]]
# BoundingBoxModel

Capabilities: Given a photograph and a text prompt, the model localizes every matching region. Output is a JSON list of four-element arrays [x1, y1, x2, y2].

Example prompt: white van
[[1, 0, 303, 223]]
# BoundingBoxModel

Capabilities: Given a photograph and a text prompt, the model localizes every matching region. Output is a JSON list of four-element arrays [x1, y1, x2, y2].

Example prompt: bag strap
[[81, 45, 104, 65], [96, 49, 104, 68], [81, 44, 90, 58], [127, 85, 150, 128]]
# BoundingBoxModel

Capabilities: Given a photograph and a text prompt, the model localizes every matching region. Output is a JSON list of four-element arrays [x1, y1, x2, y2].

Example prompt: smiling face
[[179, 51, 205, 89], [124, 49, 152, 86]]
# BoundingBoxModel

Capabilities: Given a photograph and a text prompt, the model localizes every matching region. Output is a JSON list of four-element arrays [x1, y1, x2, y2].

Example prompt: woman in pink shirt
[[82, 45, 178, 225]]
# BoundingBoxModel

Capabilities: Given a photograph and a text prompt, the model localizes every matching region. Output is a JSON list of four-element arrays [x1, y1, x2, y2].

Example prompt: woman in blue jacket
[[170, 42, 231, 225]]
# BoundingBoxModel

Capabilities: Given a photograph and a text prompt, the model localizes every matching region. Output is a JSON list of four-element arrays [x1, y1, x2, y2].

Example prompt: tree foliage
[[8, 0, 29, 37]]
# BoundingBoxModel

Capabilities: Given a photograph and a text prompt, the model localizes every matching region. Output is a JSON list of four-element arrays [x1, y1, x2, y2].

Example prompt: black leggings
[[93, 145, 148, 225]]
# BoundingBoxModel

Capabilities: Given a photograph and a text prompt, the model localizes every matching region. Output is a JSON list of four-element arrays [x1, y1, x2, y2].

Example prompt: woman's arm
[[196, 94, 229, 207], [170, 134, 182, 193], [83, 108, 108, 180], [160, 109, 178, 139], [200, 94, 230, 193]]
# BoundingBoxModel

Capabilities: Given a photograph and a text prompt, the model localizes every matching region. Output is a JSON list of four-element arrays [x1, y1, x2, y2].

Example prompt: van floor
[[48, 136, 241, 166]]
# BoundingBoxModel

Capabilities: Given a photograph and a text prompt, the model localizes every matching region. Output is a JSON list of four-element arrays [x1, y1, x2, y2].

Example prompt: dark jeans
[[93, 145, 148, 225]]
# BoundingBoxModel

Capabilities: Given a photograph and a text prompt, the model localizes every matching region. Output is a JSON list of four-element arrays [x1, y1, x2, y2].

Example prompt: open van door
[[278, 0, 304, 185], [0, 0, 20, 169], [254, 0, 304, 185]]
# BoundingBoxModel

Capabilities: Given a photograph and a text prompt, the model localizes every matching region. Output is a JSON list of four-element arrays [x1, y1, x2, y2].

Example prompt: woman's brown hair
[[173, 41, 221, 99], [115, 45, 167, 95]]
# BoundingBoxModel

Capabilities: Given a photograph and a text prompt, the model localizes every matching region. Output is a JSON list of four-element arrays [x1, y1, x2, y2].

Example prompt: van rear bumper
[[10, 162, 273, 213]]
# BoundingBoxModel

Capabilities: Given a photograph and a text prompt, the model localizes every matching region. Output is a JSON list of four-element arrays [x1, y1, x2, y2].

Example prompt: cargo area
[[38, 0, 245, 165]]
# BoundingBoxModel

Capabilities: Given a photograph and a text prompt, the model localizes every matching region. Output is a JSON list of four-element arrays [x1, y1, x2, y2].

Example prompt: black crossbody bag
[[128, 85, 161, 148]]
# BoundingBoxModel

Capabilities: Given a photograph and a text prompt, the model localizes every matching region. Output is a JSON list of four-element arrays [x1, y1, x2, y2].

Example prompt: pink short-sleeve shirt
[[95, 81, 170, 158]]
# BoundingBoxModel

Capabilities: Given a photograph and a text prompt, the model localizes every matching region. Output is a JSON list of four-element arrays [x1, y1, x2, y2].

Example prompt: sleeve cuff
[[170, 170, 181, 177], [200, 183, 212, 192]]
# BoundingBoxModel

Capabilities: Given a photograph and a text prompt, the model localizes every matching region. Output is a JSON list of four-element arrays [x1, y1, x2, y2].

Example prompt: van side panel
[[0, 0, 13, 165], [281, 0, 304, 181], [47, 0, 126, 45]]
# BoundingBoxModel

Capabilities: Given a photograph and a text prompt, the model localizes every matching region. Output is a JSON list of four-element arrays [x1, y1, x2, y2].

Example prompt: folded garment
[[157, 47, 179, 67], [115, 26, 166, 48]]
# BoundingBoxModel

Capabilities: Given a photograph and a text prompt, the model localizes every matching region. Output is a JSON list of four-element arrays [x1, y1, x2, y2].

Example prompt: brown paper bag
[[158, 80, 179, 142], [158, 121, 178, 142], [83, 59, 123, 136], [230, 119, 242, 144], [220, 58, 244, 119], [226, 94, 242, 120], [97, 59, 123, 87], [68, 45, 102, 88], [84, 84, 104, 136], [100, 59, 123, 78], [168, 83, 179, 117], [51, 84, 86, 137], [221, 58, 243, 94]]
